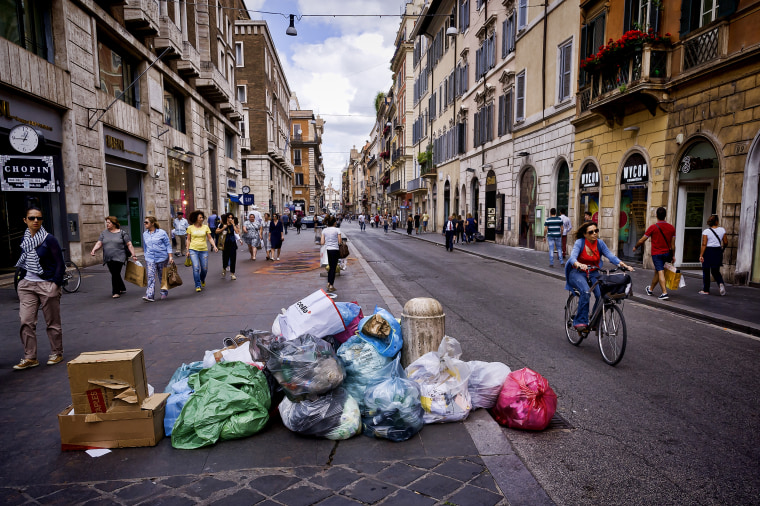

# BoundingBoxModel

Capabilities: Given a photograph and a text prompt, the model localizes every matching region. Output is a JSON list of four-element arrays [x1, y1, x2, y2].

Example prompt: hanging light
[[286, 15, 297, 36]]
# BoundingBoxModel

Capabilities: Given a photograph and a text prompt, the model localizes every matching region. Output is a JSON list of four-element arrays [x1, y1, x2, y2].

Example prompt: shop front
[[675, 138, 720, 268], [617, 152, 649, 262], [485, 171, 497, 241], [0, 90, 66, 271], [104, 127, 147, 247], [168, 150, 194, 221], [578, 162, 600, 225], [519, 168, 537, 248]]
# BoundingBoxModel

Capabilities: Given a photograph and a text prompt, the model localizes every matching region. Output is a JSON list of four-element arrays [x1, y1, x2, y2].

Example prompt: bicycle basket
[[599, 273, 632, 299]]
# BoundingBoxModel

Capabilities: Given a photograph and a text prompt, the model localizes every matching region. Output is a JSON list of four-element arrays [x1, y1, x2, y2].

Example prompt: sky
[[242, 0, 407, 191]]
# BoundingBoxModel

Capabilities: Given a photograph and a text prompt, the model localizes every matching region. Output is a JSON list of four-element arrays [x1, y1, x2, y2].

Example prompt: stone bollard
[[401, 298, 445, 368]]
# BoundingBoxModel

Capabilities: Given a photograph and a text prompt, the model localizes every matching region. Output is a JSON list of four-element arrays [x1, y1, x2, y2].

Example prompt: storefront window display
[[618, 153, 648, 262], [579, 163, 600, 224], [168, 157, 193, 218]]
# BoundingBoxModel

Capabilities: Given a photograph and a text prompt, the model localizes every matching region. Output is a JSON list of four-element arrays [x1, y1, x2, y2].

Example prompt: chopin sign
[[1, 155, 56, 192]]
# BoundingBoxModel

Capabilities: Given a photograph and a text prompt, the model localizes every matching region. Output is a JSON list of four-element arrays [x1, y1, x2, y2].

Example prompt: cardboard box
[[58, 393, 170, 450], [67, 349, 148, 414]]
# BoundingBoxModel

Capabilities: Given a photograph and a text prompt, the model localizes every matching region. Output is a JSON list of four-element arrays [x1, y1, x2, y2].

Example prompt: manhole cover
[[546, 413, 574, 430]]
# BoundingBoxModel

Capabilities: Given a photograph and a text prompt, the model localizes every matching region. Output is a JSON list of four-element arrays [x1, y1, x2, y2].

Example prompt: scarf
[[16, 227, 49, 274]]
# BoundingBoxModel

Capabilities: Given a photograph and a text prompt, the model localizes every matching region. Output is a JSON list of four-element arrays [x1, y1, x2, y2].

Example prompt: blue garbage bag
[[337, 334, 392, 411], [164, 377, 193, 436], [363, 356, 424, 442], [163, 361, 204, 393], [357, 306, 402, 357]]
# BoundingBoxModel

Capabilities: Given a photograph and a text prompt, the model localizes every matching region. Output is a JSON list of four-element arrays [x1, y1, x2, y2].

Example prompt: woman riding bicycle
[[565, 222, 633, 331]]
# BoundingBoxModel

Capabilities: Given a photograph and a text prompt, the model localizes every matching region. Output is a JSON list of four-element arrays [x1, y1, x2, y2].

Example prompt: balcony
[[421, 164, 436, 178], [175, 41, 200, 78], [389, 181, 402, 194], [154, 17, 182, 59], [240, 138, 250, 152], [124, 0, 160, 36], [407, 177, 427, 193], [682, 24, 724, 72], [226, 101, 244, 122], [578, 45, 671, 124], [194, 61, 232, 103], [391, 147, 404, 166]]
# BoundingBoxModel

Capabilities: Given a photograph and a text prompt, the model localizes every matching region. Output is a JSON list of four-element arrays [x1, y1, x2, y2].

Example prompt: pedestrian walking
[[455, 214, 465, 244], [321, 215, 342, 293], [142, 216, 173, 302], [208, 210, 219, 245], [392, 214, 398, 230], [217, 213, 240, 280], [383, 215, 389, 233], [406, 215, 414, 235], [466, 213, 477, 243], [375, 214, 380, 228], [634, 206, 676, 300], [262, 213, 272, 260], [173, 212, 189, 255], [186, 210, 218, 292], [90, 216, 137, 298], [270, 213, 284, 261], [14, 207, 65, 370], [242, 213, 263, 260], [565, 222, 633, 330], [359, 213, 366, 231], [414, 212, 421, 234], [282, 213, 290, 235], [560, 209, 572, 256], [422, 212, 429, 233], [443, 214, 456, 251], [544, 208, 564, 268], [699, 215, 728, 296], [295, 214, 302, 234]]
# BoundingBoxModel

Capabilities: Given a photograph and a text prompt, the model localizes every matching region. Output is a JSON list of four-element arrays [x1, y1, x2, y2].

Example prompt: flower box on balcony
[[581, 30, 671, 75]]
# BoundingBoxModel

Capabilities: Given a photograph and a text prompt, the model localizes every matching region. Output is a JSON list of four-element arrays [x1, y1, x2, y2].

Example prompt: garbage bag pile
[[162, 289, 558, 449]]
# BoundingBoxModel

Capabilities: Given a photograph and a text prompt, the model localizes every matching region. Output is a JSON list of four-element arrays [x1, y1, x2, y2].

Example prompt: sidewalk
[[388, 228, 760, 336], [0, 231, 550, 506]]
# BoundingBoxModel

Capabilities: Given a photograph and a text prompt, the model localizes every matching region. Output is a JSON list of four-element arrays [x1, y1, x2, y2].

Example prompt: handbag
[[165, 262, 183, 288], [217, 229, 227, 250], [339, 242, 349, 259], [654, 224, 674, 263], [184, 255, 192, 267]]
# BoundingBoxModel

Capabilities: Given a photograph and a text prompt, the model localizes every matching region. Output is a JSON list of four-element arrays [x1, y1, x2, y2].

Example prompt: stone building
[[290, 105, 325, 216], [0, 0, 245, 269], [234, 19, 292, 219]]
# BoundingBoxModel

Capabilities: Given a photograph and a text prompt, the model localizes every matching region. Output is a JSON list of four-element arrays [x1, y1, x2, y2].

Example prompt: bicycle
[[563, 266, 632, 366], [14, 248, 81, 294]]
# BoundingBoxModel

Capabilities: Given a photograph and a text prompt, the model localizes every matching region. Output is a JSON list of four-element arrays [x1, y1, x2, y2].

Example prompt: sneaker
[[13, 358, 39, 370], [142, 296, 155, 302], [221, 270, 226, 278], [276, 257, 280, 261], [201, 282, 206, 287], [196, 287, 202, 292], [47, 354, 63, 365], [698, 291, 710, 295], [658, 293, 669, 300], [719, 284, 726, 296], [160, 293, 168, 300], [327, 285, 336, 293], [645, 286, 654, 296], [230, 274, 236, 280]]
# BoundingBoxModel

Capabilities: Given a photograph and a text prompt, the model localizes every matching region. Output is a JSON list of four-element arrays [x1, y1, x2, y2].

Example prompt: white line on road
[[350, 240, 405, 316]]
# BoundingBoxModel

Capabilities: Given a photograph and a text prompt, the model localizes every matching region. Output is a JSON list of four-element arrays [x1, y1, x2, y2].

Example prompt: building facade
[[290, 106, 325, 216]]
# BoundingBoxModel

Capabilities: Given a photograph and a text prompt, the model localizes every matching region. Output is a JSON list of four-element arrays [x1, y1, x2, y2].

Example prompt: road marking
[[350, 240, 405, 316]]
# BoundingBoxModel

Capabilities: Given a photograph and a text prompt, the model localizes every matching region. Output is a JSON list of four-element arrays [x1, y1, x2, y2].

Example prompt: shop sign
[[0, 91, 63, 144], [580, 166, 599, 188], [621, 159, 648, 184], [227, 179, 236, 188], [103, 127, 147, 165], [241, 194, 254, 206], [1, 155, 56, 192]]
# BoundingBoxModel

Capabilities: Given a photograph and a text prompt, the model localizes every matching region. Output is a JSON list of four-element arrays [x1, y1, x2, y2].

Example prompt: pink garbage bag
[[333, 308, 364, 344], [491, 368, 557, 431]]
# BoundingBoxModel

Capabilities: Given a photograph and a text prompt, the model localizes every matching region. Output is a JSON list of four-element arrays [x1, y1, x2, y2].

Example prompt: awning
[[227, 193, 241, 203]]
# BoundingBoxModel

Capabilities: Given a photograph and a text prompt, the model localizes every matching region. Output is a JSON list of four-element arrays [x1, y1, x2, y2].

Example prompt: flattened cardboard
[[58, 393, 169, 450], [67, 349, 148, 414]]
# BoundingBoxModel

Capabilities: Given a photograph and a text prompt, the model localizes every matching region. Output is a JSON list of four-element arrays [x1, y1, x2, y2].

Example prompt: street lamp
[[286, 15, 297, 36]]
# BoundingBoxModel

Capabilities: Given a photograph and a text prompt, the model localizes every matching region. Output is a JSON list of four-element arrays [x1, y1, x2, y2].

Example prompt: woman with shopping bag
[[699, 215, 728, 296], [185, 210, 218, 292], [216, 213, 240, 280], [320, 216, 342, 293], [142, 217, 173, 301], [90, 216, 137, 298]]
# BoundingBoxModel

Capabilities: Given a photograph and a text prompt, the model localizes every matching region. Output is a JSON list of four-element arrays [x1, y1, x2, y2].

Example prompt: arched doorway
[[675, 139, 720, 267], [455, 187, 460, 217], [737, 131, 760, 284], [519, 168, 537, 248], [618, 152, 649, 262], [431, 182, 438, 232], [470, 178, 480, 225], [556, 161, 569, 215], [443, 180, 451, 221], [579, 162, 600, 226], [485, 170, 497, 241]]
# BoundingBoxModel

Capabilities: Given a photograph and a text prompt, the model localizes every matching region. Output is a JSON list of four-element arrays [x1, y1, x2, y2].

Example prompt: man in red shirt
[[634, 207, 676, 300]]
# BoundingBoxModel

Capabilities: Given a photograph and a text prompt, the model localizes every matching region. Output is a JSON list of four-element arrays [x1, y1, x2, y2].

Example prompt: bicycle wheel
[[564, 293, 584, 345], [62, 261, 81, 293], [598, 303, 627, 366]]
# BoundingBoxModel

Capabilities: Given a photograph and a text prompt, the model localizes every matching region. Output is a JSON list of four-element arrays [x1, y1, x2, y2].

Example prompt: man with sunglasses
[[634, 207, 675, 300]]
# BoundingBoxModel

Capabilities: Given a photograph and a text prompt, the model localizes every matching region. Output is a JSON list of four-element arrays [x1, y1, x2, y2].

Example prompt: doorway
[[470, 178, 479, 225], [485, 170, 497, 241], [443, 181, 450, 222], [519, 168, 537, 248]]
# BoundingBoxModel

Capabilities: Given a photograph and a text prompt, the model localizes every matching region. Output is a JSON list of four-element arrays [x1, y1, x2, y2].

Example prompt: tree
[[374, 92, 385, 114]]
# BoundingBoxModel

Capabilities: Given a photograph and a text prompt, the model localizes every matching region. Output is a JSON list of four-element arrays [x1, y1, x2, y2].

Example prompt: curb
[[392, 230, 760, 337]]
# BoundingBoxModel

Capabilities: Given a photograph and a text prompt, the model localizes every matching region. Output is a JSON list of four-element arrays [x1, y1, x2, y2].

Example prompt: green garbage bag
[[171, 362, 271, 449]]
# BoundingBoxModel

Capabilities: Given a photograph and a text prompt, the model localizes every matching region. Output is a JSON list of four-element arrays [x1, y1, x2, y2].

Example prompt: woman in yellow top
[[185, 210, 218, 292]]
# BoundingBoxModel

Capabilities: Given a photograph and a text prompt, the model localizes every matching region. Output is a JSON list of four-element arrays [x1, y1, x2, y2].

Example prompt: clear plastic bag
[[362, 357, 424, 442], [357, 306, 403, 357], [467, 361, 511, 409], [279, 387, 361, 440], [337, 335, 393, 411], [259, 333, 345, 399], [491, 367, 557, 431], [405, 336, 472, 424]]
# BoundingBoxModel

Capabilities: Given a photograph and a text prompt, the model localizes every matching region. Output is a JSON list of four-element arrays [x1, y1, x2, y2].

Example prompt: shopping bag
[[124, 260, 147, 287], [217, 230, 227, 250], [664, 263, 682, 291], [272, 289, 347, 340]]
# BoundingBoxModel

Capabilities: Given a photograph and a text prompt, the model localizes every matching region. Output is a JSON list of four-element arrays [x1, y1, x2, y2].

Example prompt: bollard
[[400, 298, 445, 368]]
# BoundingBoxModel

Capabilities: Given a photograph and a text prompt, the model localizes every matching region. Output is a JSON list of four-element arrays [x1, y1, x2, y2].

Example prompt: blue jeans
[[547, 236, 563, 266], [188, 249, 209, 288], [567, 268, 601, 326]]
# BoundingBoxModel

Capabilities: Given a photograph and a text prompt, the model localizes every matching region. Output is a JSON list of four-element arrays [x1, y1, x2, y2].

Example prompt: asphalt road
[[349, 224, 760, 506]]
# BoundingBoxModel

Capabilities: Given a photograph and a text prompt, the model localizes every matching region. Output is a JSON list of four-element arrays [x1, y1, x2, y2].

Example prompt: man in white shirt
[[443, 214, 456, 251], [358, 213, 366, 231], [560, 209, 572, 256], [173, 212, 189, 256]]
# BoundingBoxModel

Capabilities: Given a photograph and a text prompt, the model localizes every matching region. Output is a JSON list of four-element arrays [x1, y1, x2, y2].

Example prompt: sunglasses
[[26, 216, 44, 221], [586, 229, 599, 235], [144, 221, 150, 224]]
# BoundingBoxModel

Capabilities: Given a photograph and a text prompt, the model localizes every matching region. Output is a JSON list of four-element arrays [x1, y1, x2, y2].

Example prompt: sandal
[[112, 294, 120, 299]]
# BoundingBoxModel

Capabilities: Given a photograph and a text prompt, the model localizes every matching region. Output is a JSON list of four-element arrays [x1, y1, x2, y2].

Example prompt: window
[[236, 85, 247, 103], [476, 32, 496, 80], [558, 40, 572, 102], [225, 130, 235, 158], [164, 86, 185, 133], [700, 0, 719, 26], [516, 71, 526, 121], [476, 0, 485, 9], [1, 0, 54, 62], [518, 0, 528, 29], [503, 14, 516, 58], [498, 90, 513, 136], [235, 42, 244, 66], [98, 41, 139, 108], [624, 0, 661, 32], [460, 0, 470, 32], [679, 0, 738, 35], [295, 173, 304, 185], [294, 149, 302, 166], [580, 12, 605, 86], [474, 104, 494, 146]]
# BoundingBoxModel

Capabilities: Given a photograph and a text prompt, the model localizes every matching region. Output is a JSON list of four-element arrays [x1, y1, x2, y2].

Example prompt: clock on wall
[[9, 125, 40, 154]]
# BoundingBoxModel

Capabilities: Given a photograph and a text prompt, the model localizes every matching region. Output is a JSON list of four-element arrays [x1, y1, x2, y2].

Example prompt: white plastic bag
[[320, 244, 328, 267], [272, 289, 346, 340], [405, 336, 472, 424], [467, 361, 511, 409]]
